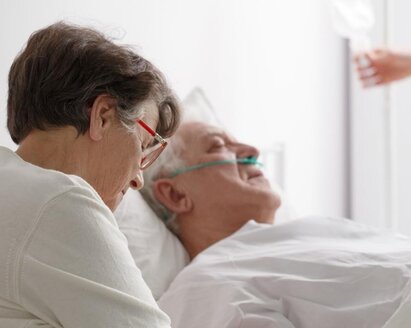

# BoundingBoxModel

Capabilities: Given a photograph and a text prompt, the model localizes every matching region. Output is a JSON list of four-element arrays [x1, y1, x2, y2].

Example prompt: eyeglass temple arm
[[137, 119, 156, 137], [137, 119, 167, 146]]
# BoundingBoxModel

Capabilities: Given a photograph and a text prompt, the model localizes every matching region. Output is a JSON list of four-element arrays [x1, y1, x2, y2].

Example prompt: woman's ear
[[89, 94, 117, 141], [153, 179, 193, 214]]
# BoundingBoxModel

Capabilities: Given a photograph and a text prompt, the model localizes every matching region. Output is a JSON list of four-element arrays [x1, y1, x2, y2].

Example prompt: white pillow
[[114, 189, 189, 300], [181, 87, 223, 126], [114, 87, 221, 300], [115, 87, 295, 299]]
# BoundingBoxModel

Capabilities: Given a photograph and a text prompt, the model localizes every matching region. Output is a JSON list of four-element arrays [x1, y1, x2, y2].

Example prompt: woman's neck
[[16, 128, 88, 176]]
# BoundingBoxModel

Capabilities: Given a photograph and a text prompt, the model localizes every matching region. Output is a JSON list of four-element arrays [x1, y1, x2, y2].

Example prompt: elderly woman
[[0, 22, 180, 327]]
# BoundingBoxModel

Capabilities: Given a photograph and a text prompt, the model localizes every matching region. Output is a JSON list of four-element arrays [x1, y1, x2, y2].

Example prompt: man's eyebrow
[[202, 131, 228, 140], [203, 131, 238, 145]]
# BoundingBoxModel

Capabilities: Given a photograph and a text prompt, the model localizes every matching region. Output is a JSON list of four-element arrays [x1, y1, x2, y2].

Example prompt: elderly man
[[142, 121, 411, 328]]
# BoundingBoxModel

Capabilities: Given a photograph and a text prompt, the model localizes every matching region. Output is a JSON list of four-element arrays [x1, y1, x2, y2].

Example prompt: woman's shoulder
[[0, 146, 112, 236], [0, 146, 99, 204]]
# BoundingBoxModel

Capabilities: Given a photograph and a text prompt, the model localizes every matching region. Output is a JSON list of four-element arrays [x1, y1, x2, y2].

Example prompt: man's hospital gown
[[159, 217, 411, 328]]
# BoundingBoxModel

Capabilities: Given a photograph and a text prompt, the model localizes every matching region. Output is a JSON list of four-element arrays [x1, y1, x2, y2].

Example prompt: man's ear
[[89, 94, 118, 141], [153, 179, 193, 214]]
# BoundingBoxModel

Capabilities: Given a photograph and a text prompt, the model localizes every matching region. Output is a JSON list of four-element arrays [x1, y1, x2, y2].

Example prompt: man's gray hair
[[140, 136, 186, 234]]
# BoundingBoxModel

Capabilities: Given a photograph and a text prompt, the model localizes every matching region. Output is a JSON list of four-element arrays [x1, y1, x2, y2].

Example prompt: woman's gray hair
[[140, 136, 186, 234], [7, 21, 181, 144]]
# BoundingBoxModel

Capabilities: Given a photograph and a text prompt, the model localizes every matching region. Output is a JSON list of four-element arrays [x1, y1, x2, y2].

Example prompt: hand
[[355, 49, 411, 87]]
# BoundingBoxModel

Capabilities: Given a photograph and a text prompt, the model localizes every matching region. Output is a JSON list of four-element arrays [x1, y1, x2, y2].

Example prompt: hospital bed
[[115, 186, 411, 327], [114, 88, 411, 327]]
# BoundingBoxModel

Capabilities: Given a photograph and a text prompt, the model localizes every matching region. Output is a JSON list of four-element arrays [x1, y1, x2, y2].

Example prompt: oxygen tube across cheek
[[169, 156, 263, 178]]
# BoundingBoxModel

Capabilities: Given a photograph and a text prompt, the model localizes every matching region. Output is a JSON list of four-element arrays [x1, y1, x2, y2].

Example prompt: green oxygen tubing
[[169, 156, 263, 178]]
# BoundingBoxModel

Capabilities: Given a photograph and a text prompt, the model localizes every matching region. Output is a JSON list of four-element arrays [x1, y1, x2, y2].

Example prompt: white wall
[[351, 0, 411, 235], [350, 0, 390, 229], [392, 1, 411, 235], [0, 0, 348, 218]]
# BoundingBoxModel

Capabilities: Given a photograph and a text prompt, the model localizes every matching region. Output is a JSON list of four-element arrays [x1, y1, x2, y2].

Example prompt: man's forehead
[[200, 128, 229, 141], [178, 122, 230, 144]]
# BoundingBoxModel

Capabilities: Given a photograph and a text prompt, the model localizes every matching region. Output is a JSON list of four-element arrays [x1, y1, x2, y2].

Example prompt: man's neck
[[176, 209, 277, 260], [177, 215, 246, 260]]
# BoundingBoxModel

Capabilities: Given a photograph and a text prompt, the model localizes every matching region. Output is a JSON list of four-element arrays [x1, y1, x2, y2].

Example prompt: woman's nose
[[129, 171, 144, 190]]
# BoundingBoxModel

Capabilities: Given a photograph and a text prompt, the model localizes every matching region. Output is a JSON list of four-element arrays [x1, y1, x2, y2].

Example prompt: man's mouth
[[247, 169, 264, 180]]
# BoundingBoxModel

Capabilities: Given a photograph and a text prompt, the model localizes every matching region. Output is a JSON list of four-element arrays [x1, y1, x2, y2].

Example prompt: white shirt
[[159, 217, 411, 328], [0, 146, 170, 328]]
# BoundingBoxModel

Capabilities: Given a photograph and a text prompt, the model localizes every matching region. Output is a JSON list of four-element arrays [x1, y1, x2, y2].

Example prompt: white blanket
[[159, 217, 411, 328]]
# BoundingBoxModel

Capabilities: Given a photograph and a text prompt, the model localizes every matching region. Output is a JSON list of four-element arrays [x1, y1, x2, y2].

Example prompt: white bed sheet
[[382, 281, 411, 328], [159, 217, 411, 328]]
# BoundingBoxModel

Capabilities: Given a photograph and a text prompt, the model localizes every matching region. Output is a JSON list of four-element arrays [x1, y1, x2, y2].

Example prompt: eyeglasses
[[137, 119, 168, 170]]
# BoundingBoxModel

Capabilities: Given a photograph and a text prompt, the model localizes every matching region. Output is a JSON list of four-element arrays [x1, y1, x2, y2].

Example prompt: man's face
[[172, 122, 281, 226]]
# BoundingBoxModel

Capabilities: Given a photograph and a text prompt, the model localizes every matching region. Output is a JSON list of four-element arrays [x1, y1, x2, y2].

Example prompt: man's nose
[[129, 171, 144, 190], [236, 143, 260, 159]]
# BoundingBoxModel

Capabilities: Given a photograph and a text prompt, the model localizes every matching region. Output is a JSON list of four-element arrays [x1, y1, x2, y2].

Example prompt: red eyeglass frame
[[137, 119, 168, 169]]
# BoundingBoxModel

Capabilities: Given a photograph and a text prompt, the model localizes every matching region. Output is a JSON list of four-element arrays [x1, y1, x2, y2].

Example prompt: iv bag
[[330, 0, 375, 53]]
